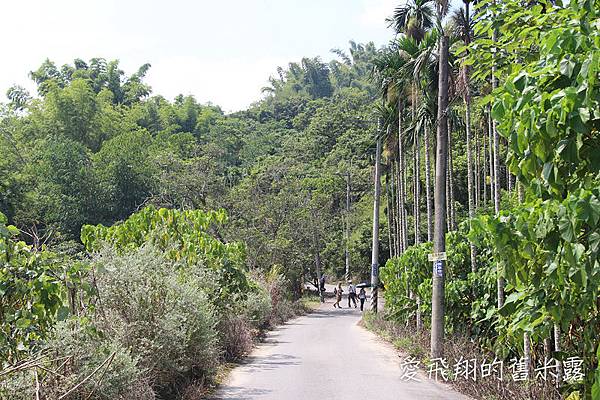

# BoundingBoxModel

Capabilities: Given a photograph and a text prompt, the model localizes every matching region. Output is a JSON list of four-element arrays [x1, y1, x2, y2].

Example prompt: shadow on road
[[243, 353, 300, 374], [212, 386, 272, 400], [302, 307, 362, 318]]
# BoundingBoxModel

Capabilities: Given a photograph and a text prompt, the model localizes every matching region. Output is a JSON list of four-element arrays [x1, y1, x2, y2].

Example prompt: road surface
[[212, 298, 471, 400]]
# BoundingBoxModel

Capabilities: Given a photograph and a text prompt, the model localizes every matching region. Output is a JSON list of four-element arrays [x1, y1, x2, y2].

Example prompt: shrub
[[218, 314, 254, 361], [0, 319, 154, 400], [242, 288, 272, 330], [81, 207, 250, 306], [0, 211, 77, 363], [93, 245, 219, 396], [270, 298, 301, 325]]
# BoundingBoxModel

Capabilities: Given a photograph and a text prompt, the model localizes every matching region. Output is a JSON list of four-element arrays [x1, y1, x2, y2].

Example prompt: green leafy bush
[[0, 211, 86, 363], [81, 206, 249, 305], [93, 245, 219, 394], [381, 227, 496, 336], [470, 0, 600, 393]]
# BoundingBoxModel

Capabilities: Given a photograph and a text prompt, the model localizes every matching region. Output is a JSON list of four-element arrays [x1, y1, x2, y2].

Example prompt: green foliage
[[0, 211, 86, 363], [93, 245, 220, 394], [81, 207, 249, 302], [381, 241, 431, 322], [490, 0, 600, 199], [381, 229, 492, 332], [92, 130, 155, 221], [466, 0, 600, 394]]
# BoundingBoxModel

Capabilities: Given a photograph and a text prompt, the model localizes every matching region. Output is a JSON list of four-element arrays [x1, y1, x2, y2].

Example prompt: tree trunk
[[518, 180, 524, 203], [416, 295, 423, 331], [402, 154, 409, 250], [463, 7, 477, 272], [446, 157, 451, 232], [392, 161, 401, 256], [431, 33, 449, 359], [483, 119, 488, 205], [554, 324, 563, 384], [475, 125, 481, 209], [543, 336, 552, 360], [505, 137, 512, 193], [396, 160, 404, 255], [447, 119, 456, 230], [371, 128, 383, 313], [345, 170, 351, 280], [465, 67, 475, 226], [524, 332, 531, 379], [397, 101, 407, 254], [492, 29, 505, 309], [424, 125, 433, 242], [386, 173, 395, 259], [414, 128, 421, 245]]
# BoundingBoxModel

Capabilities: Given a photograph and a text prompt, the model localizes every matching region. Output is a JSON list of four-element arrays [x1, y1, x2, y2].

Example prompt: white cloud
[[148, 56, 291, 113]]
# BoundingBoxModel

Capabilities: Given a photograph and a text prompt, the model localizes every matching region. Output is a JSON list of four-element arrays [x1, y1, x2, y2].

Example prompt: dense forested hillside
[[0, 43, 386, 289]]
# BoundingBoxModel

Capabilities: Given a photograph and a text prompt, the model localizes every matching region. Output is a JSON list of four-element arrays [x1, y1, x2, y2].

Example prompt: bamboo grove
[[374, 0, 600, 397]]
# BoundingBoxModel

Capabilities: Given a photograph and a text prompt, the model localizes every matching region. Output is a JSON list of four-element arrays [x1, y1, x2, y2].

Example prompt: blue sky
[[0, 0, 451, 112]]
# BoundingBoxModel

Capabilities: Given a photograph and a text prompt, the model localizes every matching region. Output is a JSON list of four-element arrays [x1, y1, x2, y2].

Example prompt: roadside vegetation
[[0, 208, 311, 398], [371, 0, 600, 398]]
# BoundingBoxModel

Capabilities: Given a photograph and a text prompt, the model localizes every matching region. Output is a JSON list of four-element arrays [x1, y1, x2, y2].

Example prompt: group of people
[[333, 281, 367, 311]]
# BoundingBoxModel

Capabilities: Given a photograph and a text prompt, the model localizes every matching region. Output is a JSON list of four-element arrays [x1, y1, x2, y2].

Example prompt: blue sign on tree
[[433, 260, 443, 277]]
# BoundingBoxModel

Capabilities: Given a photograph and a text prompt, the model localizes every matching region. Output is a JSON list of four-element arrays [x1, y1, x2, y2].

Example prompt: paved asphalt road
[[212, 296, 471, 400]]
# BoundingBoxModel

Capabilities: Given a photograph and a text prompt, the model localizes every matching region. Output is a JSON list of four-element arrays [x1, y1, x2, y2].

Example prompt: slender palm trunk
[[395, 159, 403, 255], [414, 130, 421, 245], [524, 332, 531, 379], [397, 102, 407, 253], [431, 33, 449, 359], [386, 174, 395, 259], [447, 119, 456, 230], [425, 125, 433, 242], [483, 121, 488, 205], [492, 30, 505, 309], [371, 128, 383, 313], [518, 181, 524, 203], [402, 155, 409, 250], [554, 324, 563, 383], [544, 335, 552, 361], [416, 295, 423, 331], [392, 161, 401, 256], [446, 157, 451, 232], [463, 6, 477, 271], [345, 171, 351, 280], [475, 126, 481, 209], [505, 137, 512, 193], [465, 69, 475, 223]]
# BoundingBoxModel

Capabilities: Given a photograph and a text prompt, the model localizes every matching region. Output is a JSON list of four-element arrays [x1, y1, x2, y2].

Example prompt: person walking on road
[[358, 287, 367, 311], [333, 282, 343, 308], [347, 281, 357, 308]]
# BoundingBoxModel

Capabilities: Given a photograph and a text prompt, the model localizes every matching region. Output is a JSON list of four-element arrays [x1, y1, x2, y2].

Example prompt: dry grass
[[362, 312, 562, 400]]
